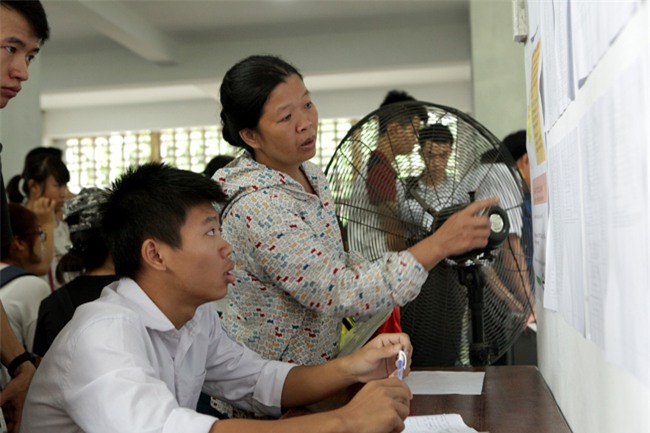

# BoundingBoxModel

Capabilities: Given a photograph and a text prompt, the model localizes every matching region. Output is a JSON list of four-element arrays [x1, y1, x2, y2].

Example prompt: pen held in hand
[[397, 350, 407, 381]]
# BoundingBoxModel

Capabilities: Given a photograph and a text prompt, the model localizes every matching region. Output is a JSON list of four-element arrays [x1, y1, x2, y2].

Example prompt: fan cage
[[325, 101, 535, 366]]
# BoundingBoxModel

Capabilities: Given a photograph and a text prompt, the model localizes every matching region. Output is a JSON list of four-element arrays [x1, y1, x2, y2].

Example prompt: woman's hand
[[409, 197, 498, 271], [26, 197, 57, 227]]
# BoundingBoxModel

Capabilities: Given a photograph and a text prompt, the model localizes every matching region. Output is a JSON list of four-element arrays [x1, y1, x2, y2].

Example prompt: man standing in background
[[502, 129, 533, 274], [0, 2, 50, 432]]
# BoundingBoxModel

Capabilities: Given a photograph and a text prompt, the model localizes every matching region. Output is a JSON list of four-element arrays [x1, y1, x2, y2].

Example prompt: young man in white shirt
[[21, 162, 413, 433]]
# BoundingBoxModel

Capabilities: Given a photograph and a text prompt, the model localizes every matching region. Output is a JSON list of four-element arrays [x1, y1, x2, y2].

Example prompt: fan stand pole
[[458, 265, 490, 365]]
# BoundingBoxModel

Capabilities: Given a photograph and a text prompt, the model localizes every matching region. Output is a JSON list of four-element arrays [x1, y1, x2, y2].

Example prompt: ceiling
[[38, 0, 471, 110], [43, 0, 469, 46]]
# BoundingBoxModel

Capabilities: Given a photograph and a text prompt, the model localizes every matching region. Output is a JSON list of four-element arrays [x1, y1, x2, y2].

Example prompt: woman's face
[[15, 225, 45, 270], [241, 74, 319, 173], [26, 228, 45, 266], [30, 174, 68, 212]]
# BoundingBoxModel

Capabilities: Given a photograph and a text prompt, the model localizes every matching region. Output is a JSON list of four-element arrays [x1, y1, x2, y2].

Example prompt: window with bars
[[64, 131, 152, 193], [58, 118, 355, 193]]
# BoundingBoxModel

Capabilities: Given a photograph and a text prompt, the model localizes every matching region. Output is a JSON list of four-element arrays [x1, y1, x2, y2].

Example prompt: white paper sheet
[[404, 414, 479, 433], [404, 371, 484, 396], [545, 127, 586, 335], [570, 1, 640, 84], [599, 52, 650, 387], [540, 0, 574, 130]]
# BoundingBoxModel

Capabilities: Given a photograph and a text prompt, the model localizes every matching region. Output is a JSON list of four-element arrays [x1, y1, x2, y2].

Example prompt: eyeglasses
[[20, 229, 47, 242]]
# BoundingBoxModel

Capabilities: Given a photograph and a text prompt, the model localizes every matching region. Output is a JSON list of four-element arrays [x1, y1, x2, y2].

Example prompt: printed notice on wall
[[529, 40, 546, 166]]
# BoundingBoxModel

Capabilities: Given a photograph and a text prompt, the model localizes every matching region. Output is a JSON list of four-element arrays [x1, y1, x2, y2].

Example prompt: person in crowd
[[7, 151, 72, 290], [22, 162, 414, 433], [347, 89, 428, 261], [394, 122, 457, 238], [0, 204, 50, 355], [203, 154, 235, 178], [213, 54, 495, 380], [344, 90, 428, 339], [32, 188, 117, 357], [0, 2, 50, 431], [199, 153, 236, 415], [474, 141, 533, 319], [397, 123, 533, 366], [395, 123, 474, 366], [23, 146, 63, 164], [22, 147, 75, 195], [502, 129, 533, 273], [0, 205, 50, 402]]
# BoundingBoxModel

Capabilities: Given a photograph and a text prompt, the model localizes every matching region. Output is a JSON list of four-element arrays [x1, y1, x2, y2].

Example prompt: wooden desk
[[411, 365, 572, 433]]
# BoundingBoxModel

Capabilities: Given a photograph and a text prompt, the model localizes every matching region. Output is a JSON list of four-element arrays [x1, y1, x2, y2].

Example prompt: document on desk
[[404, 414, 480, 433], [404, 371, 485, 395]]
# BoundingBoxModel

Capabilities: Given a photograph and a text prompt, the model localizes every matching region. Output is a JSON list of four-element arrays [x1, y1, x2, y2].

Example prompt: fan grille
[[326, 101, 535, 366]]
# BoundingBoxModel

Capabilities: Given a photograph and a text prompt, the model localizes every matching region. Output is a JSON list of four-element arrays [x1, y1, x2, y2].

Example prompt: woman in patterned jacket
[[213, 55, 497, 368]]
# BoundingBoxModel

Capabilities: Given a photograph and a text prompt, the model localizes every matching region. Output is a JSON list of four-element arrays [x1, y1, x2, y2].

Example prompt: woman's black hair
[[6, 151, 70, 203], [0, 204, 39, 261], [55, 229, 109, 283], [219, 55, 302, 155]]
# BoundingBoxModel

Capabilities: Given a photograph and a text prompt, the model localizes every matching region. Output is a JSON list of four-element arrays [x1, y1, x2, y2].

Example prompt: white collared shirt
[[21, 278, 295, 433]]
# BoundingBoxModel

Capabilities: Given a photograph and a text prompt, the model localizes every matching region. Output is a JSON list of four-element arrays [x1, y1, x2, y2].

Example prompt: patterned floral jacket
[[213, 153, 427, 365]]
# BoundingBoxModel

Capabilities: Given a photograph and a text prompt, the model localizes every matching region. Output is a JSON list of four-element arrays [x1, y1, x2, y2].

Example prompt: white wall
[[539, 308, 650, 433], [0, 61, 44, 181], [471, 2, 649, 433], [42, 81, 473, 140], [529, 3, 650, 433], [535, 4, 650, 431], [37, 20, 473, 142], [470, 0, 526, 140]]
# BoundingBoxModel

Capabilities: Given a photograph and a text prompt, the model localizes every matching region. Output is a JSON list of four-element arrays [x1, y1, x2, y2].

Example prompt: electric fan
[[325, 101, 535, 367]]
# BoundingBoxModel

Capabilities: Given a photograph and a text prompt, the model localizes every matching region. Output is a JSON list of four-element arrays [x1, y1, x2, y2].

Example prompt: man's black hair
[[380, 89, 416, 107], [502, 129, 527, 161], [203, 154, 235, 177], [1, 1, 50, 42], [377, 89, 428, 135], [419, 124, 454, 145], [101, 162, 227, 279]]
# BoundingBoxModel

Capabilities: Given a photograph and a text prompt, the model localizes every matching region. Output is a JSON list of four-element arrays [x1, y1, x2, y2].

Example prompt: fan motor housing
[[432, 203, 510, 263]]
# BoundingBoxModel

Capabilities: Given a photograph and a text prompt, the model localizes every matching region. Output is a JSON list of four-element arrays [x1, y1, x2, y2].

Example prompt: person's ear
[[12, 237, 28, 253], [517, 153, 530, 173], [239, 128, 262, 150], [141, 238, 167, 271], [27, 179, 42, 198]]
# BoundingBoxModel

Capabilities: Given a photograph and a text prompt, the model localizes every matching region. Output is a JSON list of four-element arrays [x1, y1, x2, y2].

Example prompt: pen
[[397, 350, 407, 381]]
